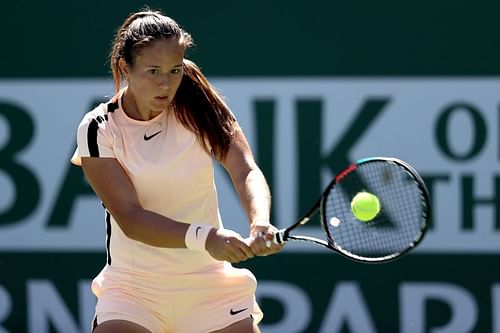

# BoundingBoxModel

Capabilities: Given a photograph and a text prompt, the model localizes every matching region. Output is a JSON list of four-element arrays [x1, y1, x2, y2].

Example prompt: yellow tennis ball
[[351, 192, 381, 222]]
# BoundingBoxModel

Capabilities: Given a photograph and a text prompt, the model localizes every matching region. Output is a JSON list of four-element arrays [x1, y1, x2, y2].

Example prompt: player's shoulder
[[76, 96, 121, 136], [83, 97, 120, 121]]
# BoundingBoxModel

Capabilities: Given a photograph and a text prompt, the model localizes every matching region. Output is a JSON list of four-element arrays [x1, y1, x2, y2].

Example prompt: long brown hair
[[109, 9, 236, 160]]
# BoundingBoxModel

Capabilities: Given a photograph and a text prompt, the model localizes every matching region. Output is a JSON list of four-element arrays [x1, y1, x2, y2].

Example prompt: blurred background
[[1, 0, 499, 332]]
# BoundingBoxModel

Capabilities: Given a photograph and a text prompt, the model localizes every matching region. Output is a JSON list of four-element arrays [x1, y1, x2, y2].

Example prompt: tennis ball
[[351, 192, 381, 222]]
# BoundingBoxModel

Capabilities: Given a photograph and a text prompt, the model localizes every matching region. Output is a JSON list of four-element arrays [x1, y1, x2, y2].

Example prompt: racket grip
[[274, 230, 285, 244], [254, 231, 284, 245]]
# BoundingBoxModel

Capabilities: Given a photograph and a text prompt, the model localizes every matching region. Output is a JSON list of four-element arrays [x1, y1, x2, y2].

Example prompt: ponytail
[[173, 59, 236, 160]]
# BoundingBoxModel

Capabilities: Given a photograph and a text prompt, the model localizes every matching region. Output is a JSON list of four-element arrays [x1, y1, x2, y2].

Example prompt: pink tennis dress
[[72, 91, 262, 332]]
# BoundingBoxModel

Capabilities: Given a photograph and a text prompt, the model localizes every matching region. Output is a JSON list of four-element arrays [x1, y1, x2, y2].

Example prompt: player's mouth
[[155, 95, 168, 102]]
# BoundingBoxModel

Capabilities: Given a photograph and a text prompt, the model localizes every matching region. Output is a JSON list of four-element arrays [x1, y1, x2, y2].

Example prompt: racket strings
[[324, 161, 426, 260]]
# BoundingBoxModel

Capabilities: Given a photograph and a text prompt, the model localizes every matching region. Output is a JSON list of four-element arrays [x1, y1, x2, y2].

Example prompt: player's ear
[[118, 58, 129, 78]]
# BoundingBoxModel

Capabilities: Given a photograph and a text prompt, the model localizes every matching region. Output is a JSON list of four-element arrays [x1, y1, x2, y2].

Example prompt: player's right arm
[[81, 156, 253, 262]]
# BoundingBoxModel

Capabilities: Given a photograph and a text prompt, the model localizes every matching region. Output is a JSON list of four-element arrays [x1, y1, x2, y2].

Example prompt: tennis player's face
[[122, 38, 184, 119]]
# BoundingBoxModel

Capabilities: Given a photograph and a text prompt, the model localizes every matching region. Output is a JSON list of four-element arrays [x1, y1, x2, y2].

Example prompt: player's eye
[[171, 68, 181, 75], [148, 69, 160, 75]]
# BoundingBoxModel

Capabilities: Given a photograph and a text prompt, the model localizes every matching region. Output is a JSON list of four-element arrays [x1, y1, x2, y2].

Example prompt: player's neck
[[121, 89, 163, 121]]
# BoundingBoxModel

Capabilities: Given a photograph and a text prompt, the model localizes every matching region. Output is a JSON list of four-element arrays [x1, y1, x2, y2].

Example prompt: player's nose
[[158, 74, 170, 89]]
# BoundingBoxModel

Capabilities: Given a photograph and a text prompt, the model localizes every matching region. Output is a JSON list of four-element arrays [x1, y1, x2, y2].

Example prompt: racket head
[[320, 157, 430, 263]]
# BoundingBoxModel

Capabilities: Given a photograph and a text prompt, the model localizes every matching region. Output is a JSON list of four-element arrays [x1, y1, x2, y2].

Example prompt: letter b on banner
[[0, 103, 40, 225]]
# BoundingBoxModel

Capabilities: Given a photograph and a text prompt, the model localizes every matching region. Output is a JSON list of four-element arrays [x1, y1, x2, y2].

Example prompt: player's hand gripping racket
[[274, 157, 430, 263]]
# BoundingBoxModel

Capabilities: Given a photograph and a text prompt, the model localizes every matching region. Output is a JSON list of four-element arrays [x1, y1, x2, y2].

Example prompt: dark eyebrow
[[146, 64, 183, 68]]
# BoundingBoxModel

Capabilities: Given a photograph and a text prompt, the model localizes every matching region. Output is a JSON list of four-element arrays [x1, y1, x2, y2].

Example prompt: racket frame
[[274, 157, 431, 263]]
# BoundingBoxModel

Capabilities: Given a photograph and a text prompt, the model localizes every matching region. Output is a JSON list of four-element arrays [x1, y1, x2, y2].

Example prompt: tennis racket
[[274, 157, 430, 263]]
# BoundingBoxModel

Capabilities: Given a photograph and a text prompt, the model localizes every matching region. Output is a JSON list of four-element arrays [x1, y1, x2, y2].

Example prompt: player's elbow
[[108, 203, 144, 239]]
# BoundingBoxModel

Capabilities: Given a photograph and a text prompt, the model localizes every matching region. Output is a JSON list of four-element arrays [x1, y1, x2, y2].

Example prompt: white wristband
[[185, 224, 213, 251]]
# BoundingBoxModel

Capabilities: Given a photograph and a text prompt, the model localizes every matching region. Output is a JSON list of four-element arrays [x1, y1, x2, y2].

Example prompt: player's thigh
[[93, 319, 152, 333], [210, 317, 260, 333]]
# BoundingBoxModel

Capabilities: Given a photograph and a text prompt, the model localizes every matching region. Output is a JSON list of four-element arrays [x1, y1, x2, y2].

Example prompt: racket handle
[[274, 230, 285, 244], [256, 231, 285, 246]]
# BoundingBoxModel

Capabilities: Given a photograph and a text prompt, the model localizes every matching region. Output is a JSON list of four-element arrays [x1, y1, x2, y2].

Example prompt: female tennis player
[[71, 8, 282, 333]]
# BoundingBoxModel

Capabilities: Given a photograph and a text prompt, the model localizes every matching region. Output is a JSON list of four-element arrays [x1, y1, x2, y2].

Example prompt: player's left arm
[[219, 124, 283, 256]]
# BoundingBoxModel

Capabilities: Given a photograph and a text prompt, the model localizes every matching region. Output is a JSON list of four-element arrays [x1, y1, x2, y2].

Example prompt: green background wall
[[2, 0, 500, 78]]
